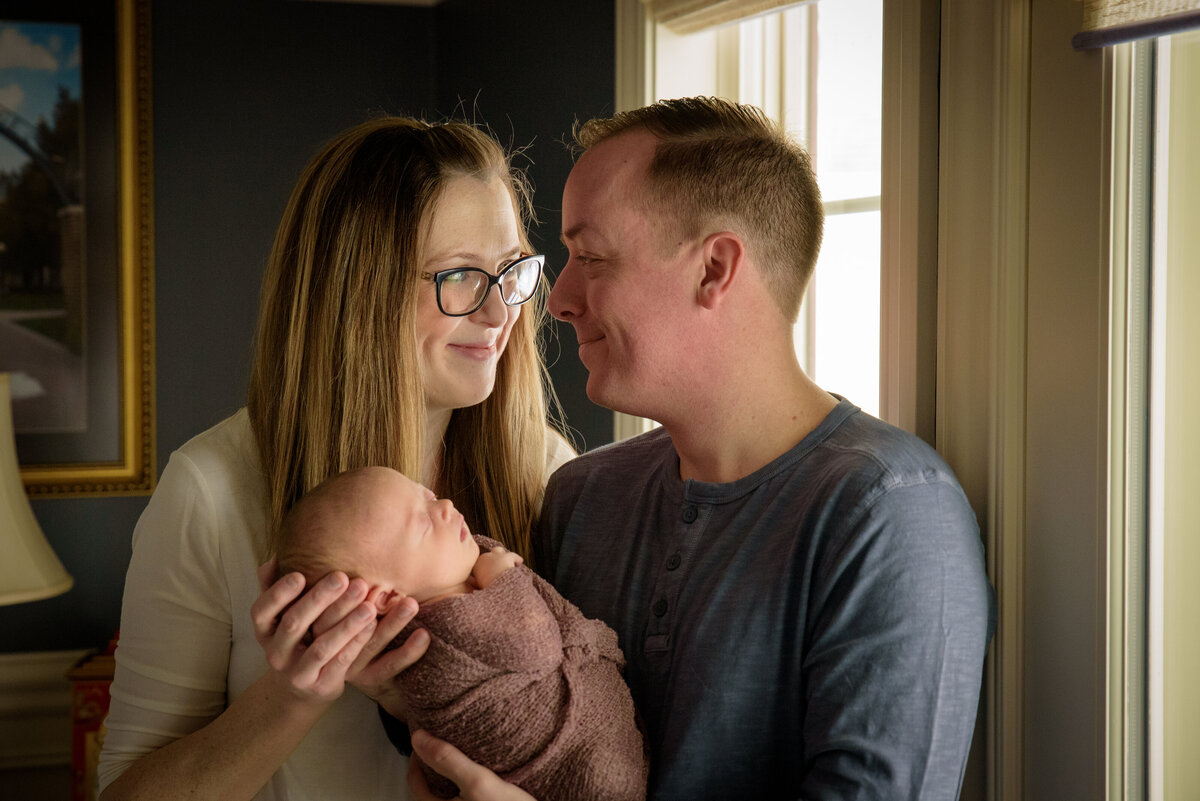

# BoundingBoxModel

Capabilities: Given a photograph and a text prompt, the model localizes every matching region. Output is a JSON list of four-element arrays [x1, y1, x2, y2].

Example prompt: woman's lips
[[449, 342, 497, 361]]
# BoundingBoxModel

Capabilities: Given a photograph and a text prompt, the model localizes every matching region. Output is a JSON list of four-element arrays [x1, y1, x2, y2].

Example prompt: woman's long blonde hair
[[248, 116, 557, 559]]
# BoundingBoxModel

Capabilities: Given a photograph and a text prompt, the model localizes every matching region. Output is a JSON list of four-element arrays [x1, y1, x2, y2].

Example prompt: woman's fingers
[[250, 570, 306, 646], [256, 556, 279, 593], [348, 599, 428, 717], [250, 564, 388, 703], [295, 604, 378, 694], [349, 595, 420, 673], [367, 626, 429, 679], [254, 571, 368, 671], [350, 626, 428, 711], [278, 572, 359, 637], [311, 576, 372, 636]]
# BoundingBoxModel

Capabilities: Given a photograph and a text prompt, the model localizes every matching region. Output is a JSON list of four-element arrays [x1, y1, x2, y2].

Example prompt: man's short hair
[[574, 96, 823, 322]]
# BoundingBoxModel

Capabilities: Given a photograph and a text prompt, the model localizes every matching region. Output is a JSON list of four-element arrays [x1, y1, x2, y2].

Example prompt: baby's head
[[276, 466, 481, 607]]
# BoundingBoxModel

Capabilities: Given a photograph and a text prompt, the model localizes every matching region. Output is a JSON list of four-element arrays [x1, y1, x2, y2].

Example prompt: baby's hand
[[471, 547, 523, 590]]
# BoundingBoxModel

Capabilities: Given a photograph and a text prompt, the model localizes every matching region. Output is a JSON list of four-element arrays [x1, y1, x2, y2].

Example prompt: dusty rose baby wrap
[[397, 536, 647, 801]]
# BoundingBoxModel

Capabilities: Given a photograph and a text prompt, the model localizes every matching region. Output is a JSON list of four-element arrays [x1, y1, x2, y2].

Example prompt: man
[[410, 97, 994, 801]]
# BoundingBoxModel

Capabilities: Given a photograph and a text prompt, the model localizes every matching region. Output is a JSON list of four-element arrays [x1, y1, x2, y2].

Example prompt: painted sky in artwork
[[0, 20, 82, 175]]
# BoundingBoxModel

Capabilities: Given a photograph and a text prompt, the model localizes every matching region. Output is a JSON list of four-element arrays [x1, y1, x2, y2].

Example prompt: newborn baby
[[276, 466, 647, 801]]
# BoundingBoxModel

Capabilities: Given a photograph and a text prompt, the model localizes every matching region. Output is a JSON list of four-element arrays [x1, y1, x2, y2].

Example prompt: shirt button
[[681, 505, 698, 523], [665, 552, 682, 571], [652, 599, 668, 617]]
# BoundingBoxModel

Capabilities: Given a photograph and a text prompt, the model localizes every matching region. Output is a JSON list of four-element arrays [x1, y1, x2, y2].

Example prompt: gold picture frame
[[5, 0, 155, 496]]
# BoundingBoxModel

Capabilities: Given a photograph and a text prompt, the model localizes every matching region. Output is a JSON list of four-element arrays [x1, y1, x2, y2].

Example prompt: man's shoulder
[[814, 407, 960, 492], [801, 411, 981, 557]]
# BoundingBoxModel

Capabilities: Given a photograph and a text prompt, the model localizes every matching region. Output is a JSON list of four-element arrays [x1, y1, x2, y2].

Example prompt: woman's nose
[[467, 283, 509, 326]]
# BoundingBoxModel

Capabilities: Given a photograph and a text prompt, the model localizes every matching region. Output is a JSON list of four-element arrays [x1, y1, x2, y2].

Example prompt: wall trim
[[0, 649, 87, 769], [986, 2, 1031, 799], [938, 0, 1031, 797], [880, 0, 940, 444], [615, 0, 654, 114]]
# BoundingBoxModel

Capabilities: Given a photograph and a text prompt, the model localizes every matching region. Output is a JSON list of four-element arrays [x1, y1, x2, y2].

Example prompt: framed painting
[[0, 0, 154, 496]]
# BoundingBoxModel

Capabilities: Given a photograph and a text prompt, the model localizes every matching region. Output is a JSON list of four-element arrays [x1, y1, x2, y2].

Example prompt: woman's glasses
[[421, 254, 545, 317]]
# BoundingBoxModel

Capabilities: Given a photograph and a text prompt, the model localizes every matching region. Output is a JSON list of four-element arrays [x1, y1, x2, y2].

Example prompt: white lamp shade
[[0, 373, 73, 605]]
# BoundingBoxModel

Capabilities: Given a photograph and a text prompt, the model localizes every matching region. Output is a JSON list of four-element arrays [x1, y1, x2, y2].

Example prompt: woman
[[98, 116, 573, 801]]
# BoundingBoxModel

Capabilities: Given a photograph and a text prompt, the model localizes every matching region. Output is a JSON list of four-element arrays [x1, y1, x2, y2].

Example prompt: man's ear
[[366, 585, 403, 615], [696, 231, 745, 309]]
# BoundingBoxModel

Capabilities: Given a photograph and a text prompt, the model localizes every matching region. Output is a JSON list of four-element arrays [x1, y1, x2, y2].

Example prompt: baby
[[275, 466, 647, 801]]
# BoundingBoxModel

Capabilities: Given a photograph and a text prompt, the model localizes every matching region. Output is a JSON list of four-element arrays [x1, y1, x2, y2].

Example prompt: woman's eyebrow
[[424, 247, 523, 265]]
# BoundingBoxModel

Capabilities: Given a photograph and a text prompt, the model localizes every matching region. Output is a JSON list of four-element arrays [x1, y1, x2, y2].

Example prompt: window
[[614, 0, 884, 439], [1108, 27, 1200, 801]]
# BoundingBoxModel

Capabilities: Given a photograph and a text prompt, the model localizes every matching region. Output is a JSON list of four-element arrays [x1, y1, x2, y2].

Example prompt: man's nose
[[548, 262, 580, 321]]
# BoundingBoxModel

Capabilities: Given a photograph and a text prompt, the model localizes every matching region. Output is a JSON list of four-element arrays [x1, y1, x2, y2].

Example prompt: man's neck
[[663, 368, 838, 484]]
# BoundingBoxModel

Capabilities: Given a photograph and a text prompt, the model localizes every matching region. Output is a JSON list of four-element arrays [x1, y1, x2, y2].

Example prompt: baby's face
[[356, 470, 480, 603]]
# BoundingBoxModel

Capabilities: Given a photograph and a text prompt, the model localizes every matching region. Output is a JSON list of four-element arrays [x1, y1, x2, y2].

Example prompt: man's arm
[[800, 479, 994, 800], [408, 731, 536, 801]]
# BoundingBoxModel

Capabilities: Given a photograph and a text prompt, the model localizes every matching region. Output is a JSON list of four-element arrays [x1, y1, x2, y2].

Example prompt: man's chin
[[584, 375, 613, 408], [586, 376, 647, 419]]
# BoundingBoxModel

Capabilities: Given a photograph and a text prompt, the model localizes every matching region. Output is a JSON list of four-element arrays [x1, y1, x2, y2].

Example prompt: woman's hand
[[408, 731, 536, 801], [251, 558, 377, 704], [341, 595, 429, 719]]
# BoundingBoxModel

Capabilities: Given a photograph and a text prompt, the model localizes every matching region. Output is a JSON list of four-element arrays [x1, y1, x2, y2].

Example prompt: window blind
[[1073, 0, 1200, 49], [640, 0, 813, 35]]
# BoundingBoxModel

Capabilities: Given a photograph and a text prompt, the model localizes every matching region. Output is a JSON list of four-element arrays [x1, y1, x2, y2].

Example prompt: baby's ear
[[366, 585, 402, 615]]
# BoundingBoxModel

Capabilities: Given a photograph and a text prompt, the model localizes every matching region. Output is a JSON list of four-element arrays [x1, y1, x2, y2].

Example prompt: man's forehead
[[564, 130, 656, 233], [577, 128, 656, 180]]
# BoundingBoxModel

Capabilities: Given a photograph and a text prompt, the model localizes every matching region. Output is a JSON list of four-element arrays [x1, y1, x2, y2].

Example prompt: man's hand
[[408, 730, 536, 801]]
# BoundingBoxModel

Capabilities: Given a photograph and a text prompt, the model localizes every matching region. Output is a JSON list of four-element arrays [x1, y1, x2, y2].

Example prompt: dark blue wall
[[432, 0, 616, 454], [1, 0, 614, 654]]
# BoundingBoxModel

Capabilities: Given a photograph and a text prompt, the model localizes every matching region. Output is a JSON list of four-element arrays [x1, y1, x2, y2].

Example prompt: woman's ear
[[696, 231, 745, 309], [366, 585, 403, 615]]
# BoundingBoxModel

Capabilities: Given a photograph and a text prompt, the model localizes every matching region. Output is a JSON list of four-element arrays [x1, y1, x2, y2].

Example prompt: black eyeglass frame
[[420, 254, 545, 317]]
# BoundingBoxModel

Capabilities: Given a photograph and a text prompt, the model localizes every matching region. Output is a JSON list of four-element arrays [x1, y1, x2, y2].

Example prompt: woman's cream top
[[98, 408, 574, 801]]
